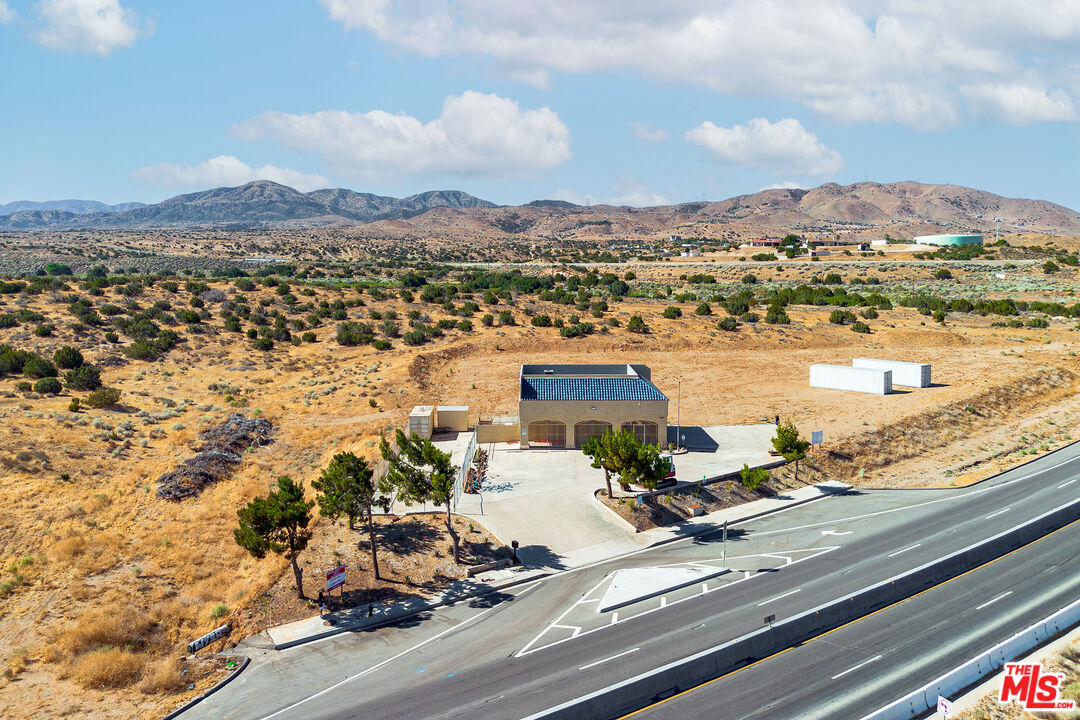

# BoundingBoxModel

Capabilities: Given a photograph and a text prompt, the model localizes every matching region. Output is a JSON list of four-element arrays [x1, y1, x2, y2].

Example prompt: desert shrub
[[457, 320, 473, 332], [65, 365, 102, 390], [627, 315, 649, 333], [234, 278, 256, 291], [481, 314, 494, 327], [138, 657, 185, 694], [862, 307, 879, 319], [373, 339, 392, 350], [301, 331, 316, 343], [829, 309, 856, 325], [15, 381, 31, 391], [402, 330, 426, 346], [498, 310, 515, 325], [738, 312, 759, 323], [1044, 260, 1060, 274], [739, 463, 769, 490], [934, 268, 953, 280], [23, 356, 58, 379], [695, 302, 712, 316], [34, 323, 55, 337], [933, 309, 947, 323], [741, 274, 757, 285], [765, 305, 790, 324], [1027, 317, 1049, 328], [851, 321, 871, 334], [54, 345, 84, 369], [33, 377, 62, 394], [336, 321, 374, 346], [662, 306, 682, 319], [824, 272, 843, 284], [85, 387, 122, 408], [717, 316, 738, 331], [71, 648, 145, 689], [68, 398, 80, 412], [123, 331, 179, 361], [253, 337, 274, 351], [0, 314, 18, 329], [530, 314, 552, 327], [104, 331, 120, 343]]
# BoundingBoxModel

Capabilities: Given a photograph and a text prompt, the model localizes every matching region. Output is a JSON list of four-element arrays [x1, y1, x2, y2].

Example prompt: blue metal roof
[[521, 376, 667, 402]]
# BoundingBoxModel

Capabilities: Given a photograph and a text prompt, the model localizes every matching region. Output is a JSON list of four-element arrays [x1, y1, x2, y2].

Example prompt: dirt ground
[[0, 249, 1077, 718]]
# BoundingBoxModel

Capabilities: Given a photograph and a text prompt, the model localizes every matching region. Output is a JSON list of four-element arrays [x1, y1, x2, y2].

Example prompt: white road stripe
[[887, 544, 921, 558], [985, 507, 1011, 519], [832, 654, 882, 679], [757, 588, 801, 606], [579, 647, 639, 670], [976, 591, 1013, 610], [610, 612, 619, 624], [1059, 478, 1079, 488]]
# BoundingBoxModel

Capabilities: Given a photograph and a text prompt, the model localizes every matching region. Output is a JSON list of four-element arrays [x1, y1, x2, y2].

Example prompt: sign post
[[722, 520, 728, 568], [326, 564, 346, 606], [811, 430, 823, 446], [937, 695, 952, 717]]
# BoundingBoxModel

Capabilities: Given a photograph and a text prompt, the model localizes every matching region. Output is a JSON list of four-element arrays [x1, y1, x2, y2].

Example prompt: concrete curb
[[271, 570, 550, 650], [591, 490, 641, 534], [857, 596, 1080, 720], [159, 656, 250, 720], [521, 499, 1080, 720]]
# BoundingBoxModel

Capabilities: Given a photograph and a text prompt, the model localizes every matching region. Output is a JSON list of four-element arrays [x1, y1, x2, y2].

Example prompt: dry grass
[[69, 649, 145, 690]]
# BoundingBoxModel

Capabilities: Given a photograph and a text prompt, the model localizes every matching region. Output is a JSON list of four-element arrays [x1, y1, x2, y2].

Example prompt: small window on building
[[621, 420, 658, 446]]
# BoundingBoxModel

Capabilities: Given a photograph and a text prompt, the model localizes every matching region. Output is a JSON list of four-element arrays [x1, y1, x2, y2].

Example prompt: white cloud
[[131, 156, 329, 192], [632, 122, 668, 143], [962, 81, 1077, 124], [319, 0, 1080, 129], [686, 118, 844, 176], [231, 91, 571, 181], [35, 0, 147, 55], [0, 2, 16, 24], [762, 181, 806, 190]]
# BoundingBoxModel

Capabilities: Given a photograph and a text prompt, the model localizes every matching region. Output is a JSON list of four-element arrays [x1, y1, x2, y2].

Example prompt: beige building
[[518, 364, 669, 449]]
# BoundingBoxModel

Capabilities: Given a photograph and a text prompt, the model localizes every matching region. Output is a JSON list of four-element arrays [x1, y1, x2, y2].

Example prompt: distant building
[[518, 364, 669, 449], [913, 233, 984, 246], [749, 237, 782, 247]]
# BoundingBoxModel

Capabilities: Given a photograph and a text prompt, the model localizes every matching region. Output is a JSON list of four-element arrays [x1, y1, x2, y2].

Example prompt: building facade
[[913, 233, 984, 246], [518, 364, 669, 449]]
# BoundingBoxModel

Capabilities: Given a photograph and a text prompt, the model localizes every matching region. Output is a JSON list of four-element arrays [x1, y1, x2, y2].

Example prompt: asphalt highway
[[629, 512, 1080, 719], [184, 442, 1080, 720]]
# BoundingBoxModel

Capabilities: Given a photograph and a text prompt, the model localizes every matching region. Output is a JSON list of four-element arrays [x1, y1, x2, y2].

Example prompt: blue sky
[[1, 0, 1079, 210]]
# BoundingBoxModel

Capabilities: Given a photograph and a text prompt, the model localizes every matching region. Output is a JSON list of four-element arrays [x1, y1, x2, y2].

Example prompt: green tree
[[772, 421, 811, 482], [313, 453, 391, 580], [381, 430, 462, 563], [632, 443, 669, 506], [233, 477, 315, 599], [53, 345, 84, 369], [582, 431, 618, 497]]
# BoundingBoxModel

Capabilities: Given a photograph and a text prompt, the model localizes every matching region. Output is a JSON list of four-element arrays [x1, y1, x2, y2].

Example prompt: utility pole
[[677, 380, 681, 450], [722, 520, 728, 568]]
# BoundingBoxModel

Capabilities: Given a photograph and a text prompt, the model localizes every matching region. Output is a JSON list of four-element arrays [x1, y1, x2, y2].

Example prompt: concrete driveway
[[453, 424, 778, 569]]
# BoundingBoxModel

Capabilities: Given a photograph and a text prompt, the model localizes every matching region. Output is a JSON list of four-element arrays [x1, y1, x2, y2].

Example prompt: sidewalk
[[260, 478, 848, 650]]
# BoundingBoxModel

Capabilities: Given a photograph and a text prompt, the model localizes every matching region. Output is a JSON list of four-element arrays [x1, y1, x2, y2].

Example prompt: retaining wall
[[810, 364, 892, 395], [523, 499, 1080, 720]]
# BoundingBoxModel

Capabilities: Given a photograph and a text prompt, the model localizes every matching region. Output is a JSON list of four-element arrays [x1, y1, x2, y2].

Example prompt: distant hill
[[0, 182, 497, 230], [0, 199, 145, 216], [1, 180, 1077, 237]]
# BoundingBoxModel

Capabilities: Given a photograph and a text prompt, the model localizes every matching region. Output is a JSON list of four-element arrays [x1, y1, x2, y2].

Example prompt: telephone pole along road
[[183, 444, 1080, 720]]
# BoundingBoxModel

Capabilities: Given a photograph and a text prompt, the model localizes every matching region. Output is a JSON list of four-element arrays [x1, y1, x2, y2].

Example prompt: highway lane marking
[[976, 591, 1013, 610], [616, 510, 1080, 720], [257, 605, 498, 720], [757, 588, 801, 606], [516, 547, 839, 658], [831, 654, 883, 679], [985, 508, 1011, 519], [611, 612, 619, 624], [887, 544, 921, 558], [1059, 478, 1079, 488], [821, 530, 853, 537], [579, 647, 639, 671]]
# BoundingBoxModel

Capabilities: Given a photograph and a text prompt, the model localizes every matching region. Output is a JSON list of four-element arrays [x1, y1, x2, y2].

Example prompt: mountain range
[[1, 180, 1078, 237]]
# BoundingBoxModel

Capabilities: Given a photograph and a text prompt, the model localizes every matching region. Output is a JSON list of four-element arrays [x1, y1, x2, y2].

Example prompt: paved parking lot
[[453, 424, 779, 569]]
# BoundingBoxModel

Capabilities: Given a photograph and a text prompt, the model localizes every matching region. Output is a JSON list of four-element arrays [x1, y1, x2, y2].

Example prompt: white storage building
[[852, 358, 931, 388], [810, 365, 892, 395], [408, 405, 435, 439]]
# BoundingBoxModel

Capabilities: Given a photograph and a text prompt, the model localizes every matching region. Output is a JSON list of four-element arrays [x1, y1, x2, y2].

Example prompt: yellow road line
[[619, 514, 1080, 719]]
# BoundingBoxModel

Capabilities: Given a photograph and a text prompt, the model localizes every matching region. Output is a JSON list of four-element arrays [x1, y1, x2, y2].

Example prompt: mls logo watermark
[[998, 662, 1076, 711]]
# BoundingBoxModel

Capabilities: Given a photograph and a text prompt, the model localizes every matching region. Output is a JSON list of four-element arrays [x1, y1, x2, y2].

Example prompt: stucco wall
[[477, 422, 520, 444], [518, 399, 669, 448]]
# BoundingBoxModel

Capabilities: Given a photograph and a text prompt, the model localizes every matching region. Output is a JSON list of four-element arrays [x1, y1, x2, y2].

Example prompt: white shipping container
[[408, 405, 435, 439], [809, 364, 892, 395], [851, 358, 931, 388]]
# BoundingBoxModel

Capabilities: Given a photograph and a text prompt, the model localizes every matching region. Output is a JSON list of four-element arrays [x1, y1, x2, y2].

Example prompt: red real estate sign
[[326, 565, 346, 592]]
